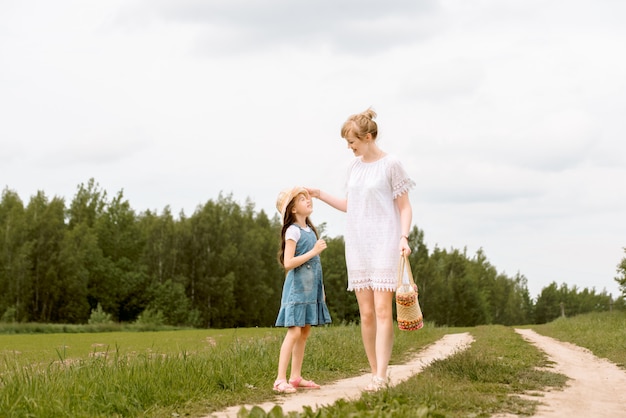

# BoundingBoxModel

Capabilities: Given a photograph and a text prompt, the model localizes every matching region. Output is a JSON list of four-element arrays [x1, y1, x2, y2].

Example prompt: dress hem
[[348, 285, 396, 292]]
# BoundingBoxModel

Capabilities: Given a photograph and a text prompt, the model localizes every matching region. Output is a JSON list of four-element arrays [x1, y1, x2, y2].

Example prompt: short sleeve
[[344, 158, 359, 197], [387, 155, 416, 198], [285, 224, 301, 242]]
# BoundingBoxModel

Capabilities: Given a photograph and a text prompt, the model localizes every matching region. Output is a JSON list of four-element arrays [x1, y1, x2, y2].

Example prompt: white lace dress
[[344, 154, 415, 292]]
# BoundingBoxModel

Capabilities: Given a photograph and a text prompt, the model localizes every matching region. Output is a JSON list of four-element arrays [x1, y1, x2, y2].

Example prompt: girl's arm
[[396, 192, 413, 255], [283, 237, 327, 271], [306, 188, 347, 212]]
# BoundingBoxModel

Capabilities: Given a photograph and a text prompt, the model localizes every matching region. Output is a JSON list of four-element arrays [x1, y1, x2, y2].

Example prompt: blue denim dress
[[275, 225, 332, 327]]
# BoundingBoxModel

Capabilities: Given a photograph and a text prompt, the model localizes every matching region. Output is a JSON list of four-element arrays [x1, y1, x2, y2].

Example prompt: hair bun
[[361, 107, 377, 120]]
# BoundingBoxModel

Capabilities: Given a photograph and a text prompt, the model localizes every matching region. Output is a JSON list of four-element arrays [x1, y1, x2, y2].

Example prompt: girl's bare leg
[[276, 327, 302, 381], [289, 325, 311, 380]]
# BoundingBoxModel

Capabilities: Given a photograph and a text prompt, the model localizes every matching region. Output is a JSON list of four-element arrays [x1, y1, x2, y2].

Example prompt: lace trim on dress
[[393, 178, 416, 199], [352, 284, 397, 292], [348, 269, 397, 292]]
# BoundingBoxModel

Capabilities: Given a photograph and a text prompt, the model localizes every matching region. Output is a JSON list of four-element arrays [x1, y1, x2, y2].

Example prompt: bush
[[134, 308, 165, 327], [1, 307, 17, 323], [88, 303, 114, 325]]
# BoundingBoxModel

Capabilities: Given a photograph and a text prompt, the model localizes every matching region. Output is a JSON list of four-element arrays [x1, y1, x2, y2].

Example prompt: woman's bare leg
[[373, 290, 394, 379], [355, 289, 377, 375]]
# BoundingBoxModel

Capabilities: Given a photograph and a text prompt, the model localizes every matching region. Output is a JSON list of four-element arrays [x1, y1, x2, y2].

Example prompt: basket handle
[[397, 254, 416, 287]]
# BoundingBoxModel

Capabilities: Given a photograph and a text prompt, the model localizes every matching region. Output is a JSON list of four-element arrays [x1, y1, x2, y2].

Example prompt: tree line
[[1, 179, 623, 328]]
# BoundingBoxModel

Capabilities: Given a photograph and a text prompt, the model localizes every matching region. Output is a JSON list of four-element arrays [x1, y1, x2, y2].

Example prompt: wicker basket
[[395, 255, 424, 331]]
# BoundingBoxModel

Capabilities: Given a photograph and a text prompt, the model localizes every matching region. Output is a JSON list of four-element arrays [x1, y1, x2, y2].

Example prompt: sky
[[1, 0, 625, 300]]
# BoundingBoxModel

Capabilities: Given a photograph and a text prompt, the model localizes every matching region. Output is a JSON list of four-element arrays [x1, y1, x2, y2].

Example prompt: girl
[[273, 186, 332, 393], [307, 108, 415, 392]]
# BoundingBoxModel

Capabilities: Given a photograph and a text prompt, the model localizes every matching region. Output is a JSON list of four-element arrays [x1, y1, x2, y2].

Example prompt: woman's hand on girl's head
[[305, 187, 320, 198]]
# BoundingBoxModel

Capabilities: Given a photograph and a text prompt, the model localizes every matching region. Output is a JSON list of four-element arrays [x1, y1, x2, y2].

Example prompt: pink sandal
[[273, 379, 296, 394], [289, 376, 321, 389]]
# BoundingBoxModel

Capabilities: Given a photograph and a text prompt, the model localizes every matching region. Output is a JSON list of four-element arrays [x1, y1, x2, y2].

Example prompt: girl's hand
[[313, 239, 327, 255]]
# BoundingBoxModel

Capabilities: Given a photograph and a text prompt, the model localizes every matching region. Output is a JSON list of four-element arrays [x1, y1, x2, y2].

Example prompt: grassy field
[[0, 311, 624, 417]]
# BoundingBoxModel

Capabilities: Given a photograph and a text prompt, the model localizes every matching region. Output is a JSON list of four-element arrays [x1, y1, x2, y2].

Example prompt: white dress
[[344, 154, 415, 292]]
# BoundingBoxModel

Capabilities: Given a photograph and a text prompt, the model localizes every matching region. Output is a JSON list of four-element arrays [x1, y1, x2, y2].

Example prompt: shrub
[[1, 306, 17, 323], [88, 303, 114, 325]]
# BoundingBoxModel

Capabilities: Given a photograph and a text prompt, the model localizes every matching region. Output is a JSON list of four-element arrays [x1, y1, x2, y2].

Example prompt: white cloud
[[1, 0, 625, 299], [119, 0, 440, 54]]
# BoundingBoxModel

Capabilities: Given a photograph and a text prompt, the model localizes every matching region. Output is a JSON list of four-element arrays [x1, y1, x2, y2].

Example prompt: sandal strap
[[273, 379, 296, 392], [290, 377, 320, 388]]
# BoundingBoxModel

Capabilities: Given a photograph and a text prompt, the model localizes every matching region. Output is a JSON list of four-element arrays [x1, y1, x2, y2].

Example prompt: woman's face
[[345, 133, 365, 157]]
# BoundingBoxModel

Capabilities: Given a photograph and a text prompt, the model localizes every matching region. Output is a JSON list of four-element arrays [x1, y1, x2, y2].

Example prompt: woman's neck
[[362, 144, 385, 163]]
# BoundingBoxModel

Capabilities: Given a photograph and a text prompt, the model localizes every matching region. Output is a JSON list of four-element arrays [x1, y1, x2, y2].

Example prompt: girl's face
[[291, 193, 313, 217]]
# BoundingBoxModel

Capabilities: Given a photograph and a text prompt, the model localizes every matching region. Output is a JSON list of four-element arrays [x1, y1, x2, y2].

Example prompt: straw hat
[[276, 186, 309, 222]]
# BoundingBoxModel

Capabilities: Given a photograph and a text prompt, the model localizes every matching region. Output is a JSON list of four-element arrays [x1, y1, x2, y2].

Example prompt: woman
[[307, 107, 414, 392]]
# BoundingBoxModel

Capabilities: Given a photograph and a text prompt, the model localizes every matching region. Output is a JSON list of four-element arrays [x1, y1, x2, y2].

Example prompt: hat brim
[[277, 186, 309, 222]]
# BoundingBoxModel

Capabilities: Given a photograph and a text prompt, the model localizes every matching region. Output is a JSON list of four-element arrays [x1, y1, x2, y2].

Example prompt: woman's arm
[[396, 192, 413, 255], [306, 188, 347, 212]]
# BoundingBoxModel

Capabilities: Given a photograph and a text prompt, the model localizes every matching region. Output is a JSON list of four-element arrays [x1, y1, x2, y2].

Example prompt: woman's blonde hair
[[341, 107, 378, 141]]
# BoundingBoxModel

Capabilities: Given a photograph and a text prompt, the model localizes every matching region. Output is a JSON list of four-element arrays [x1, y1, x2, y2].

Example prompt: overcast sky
[[2, 0, 625, 299]]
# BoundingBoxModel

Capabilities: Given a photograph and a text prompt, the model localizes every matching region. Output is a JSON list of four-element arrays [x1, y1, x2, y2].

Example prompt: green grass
[[277, 325, 568, 418], [0, 312, 623, 417], [0, 323, 447, 417], [0, 328, 276, 373]]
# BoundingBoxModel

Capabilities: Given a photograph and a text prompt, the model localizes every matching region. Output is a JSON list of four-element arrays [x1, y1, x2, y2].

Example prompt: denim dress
[[275, 225, 332, 327]]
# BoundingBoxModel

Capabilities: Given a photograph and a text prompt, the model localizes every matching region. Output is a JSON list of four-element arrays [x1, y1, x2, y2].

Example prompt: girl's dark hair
[[277, 196, 319, 268]]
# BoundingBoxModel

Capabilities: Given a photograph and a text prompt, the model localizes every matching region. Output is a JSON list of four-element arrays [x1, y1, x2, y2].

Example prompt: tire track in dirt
[[207, 332, 474, 418], [506, 328, 626, 418]]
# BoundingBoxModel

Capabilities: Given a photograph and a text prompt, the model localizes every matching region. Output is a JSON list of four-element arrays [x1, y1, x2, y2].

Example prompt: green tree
[[419, 246, 448, 326], [23, 191, 66, 322], [468, 248, 532, 326], [0, 188, 30, 322], [138, 206, 180, 286], [506, 273, 532, 325], [534, 282, 563, 323], [422, 247, 490, 327], [187, 194, 241, 328], [67, 179, 106, 228], [94, 190, 148, 322], [232, 206, 282, 326], [147, 279, 192, 326], [409, 227, 432, 325], [66, 179, 111, 317], [58, 223, 97, 323]]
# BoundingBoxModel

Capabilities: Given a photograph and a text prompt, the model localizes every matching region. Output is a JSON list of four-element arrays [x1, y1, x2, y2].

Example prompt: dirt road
[[509, 328, 626, 418], [207, 329, 626, 418], [207, 332, 474, 418]]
